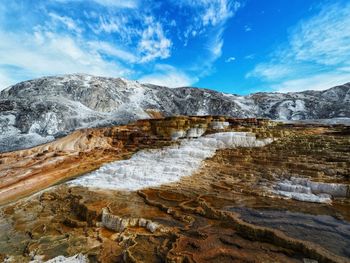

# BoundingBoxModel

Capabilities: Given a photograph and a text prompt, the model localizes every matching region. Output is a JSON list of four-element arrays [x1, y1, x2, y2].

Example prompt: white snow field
[[70, 132, 273, 191]]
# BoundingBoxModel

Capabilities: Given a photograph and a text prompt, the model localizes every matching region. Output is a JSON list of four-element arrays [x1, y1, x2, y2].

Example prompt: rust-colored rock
[[0, 118, 349, 262]]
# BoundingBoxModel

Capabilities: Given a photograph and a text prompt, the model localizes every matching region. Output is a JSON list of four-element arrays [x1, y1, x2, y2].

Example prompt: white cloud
[[93, 0, 138, 8], [203, 1, 241, 68], [274, 72, 350, 93], [246, 64, 293, 80], [210, 37, 223, 58], [49, 13, 82, 34], [92, 14, 138, 40], [174, 0, 240, 63], [0, 29, 130, 89], [244, 25, 251, 32], [202, 0, 234, 26], [0, 0, 175, 89], [288, 3, 350, 66], [225, 56, 235, 63], [138, 17, 172, 63], [139, 64, 197, 88], [0, 0, 240, 90], [94, 15, 123, 34], [246, 2, 350, 92], [244, 54, 255, 60], [88, 41, 137, 63], [187, 0, 240, 27], [90, 14, 172, 63], [53, 0, 139, 9], [0, 70, 16, 90]]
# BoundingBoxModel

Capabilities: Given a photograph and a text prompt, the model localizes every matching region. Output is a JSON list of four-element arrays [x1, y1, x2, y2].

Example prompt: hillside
[[0, 74, 349, 152]]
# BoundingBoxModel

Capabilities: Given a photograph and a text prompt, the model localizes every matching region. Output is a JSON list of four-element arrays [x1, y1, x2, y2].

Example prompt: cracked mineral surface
[[0, 116, 349, 263]]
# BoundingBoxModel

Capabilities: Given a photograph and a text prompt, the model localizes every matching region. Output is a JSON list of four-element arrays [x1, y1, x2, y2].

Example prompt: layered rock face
[[0, 117, 349, 263], [0, 116, 270, 206], [1, 74, 349, 152]]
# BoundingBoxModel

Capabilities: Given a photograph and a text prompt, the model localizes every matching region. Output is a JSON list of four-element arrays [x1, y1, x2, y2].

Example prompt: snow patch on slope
[[276, 100, 306, 120], [1, 74, 348, 153], [0, 113, 55, 151], [70, 132, 273, 191]]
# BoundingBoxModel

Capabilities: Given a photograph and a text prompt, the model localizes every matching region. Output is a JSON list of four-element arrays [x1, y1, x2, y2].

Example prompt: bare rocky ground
[[0, 117, 349, 263], [1, 74, 349, 153]]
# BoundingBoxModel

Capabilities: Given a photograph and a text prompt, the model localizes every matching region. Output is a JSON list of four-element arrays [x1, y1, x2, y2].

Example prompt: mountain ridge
[[0, 74, 349, 152]]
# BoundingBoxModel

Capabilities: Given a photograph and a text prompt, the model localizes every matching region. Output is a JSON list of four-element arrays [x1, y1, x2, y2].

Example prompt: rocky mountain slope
[[0, 74, 349, 152]]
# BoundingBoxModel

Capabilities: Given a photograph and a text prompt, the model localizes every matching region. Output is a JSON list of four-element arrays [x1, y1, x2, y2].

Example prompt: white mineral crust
[[70, 132, 273, 191]]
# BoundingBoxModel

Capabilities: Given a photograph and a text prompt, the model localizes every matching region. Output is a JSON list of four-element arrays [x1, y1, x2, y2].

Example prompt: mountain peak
[[0, 75, 349, 152]]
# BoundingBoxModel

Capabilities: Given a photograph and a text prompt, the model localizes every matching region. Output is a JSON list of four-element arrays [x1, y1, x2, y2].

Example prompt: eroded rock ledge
[[0, 117, 349, 262], [0, 116, 272, 206]]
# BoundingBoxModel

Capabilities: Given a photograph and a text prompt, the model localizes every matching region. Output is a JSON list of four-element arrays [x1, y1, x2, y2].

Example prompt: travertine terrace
[[0, 116, 270, 205], [0, 116, 349, 262]]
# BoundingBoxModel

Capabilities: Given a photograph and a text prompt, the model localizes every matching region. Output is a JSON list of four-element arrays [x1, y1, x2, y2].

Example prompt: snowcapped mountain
[[0, 74, 349, 152]]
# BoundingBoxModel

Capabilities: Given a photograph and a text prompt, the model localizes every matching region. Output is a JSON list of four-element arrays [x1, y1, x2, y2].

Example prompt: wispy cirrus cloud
[[246, 64, 293, 81], [92, 0, 139, 8], [272, 72, 350, 93], [174, 0, 240, 58], [48, 13, 83, 34], [0, 29, 129, 79], [138, 17, 172, 63], [0, 0, 240, 90], [52, 0, 140, 9], [175, 0, 240, 27], [87, 41, 137, 63], [139, 64, 197, 88], [246, 1, 350, 92]]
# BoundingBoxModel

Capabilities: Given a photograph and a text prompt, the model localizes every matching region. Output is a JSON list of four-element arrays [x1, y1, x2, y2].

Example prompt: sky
[[0, 0, 350, 94]]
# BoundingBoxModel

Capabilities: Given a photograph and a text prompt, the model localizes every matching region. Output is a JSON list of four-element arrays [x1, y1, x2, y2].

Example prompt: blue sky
[[0, 0, 350, 94]]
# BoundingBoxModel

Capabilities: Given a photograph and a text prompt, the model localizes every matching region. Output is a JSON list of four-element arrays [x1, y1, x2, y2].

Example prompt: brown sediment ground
[[0, 118, 349, 262]]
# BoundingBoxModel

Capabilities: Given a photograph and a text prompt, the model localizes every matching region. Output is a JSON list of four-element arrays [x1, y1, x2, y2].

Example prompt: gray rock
[[0, 73, 349, 152]]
